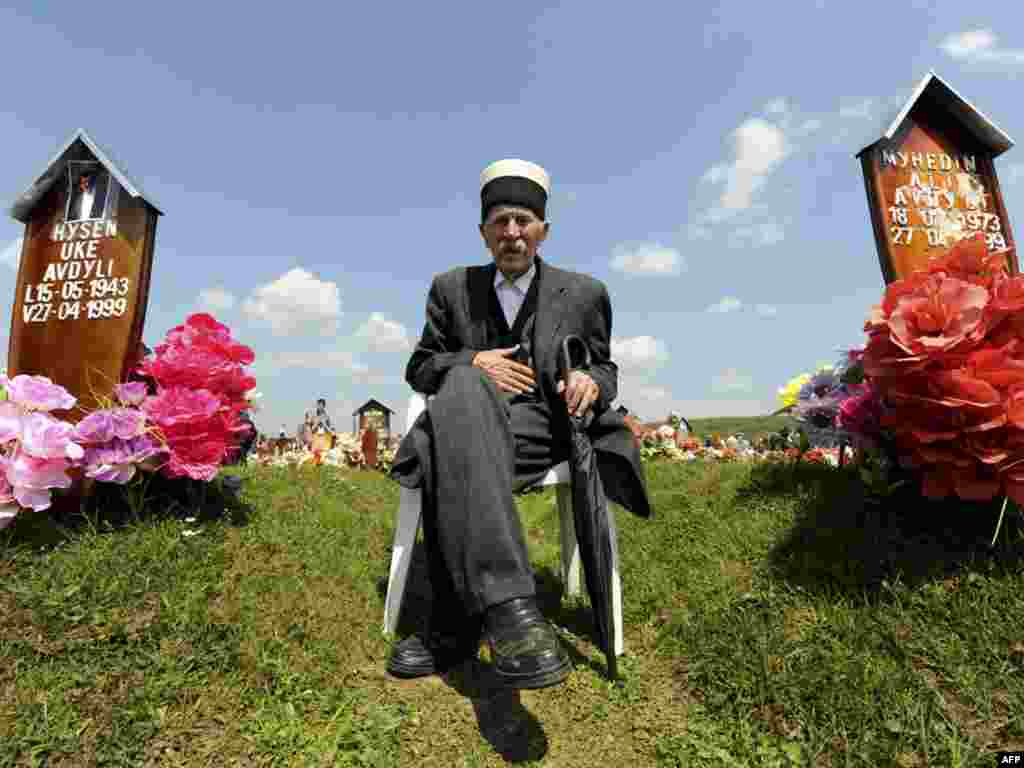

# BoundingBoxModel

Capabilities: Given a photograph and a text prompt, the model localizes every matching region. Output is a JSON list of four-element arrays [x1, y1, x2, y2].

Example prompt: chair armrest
[[407, 392, 428, 429]]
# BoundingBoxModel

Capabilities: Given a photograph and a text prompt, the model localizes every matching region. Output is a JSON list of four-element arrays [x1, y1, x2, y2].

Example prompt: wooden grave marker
[[7, 129, 161, 421], [857, 71, 1015, 284]]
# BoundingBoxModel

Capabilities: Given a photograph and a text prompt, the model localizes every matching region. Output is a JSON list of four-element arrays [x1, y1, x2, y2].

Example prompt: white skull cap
[[480, 159, 551, 194]]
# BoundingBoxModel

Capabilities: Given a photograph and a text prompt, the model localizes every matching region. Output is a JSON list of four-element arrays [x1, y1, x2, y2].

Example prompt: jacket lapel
[[534, 256, 571, 385], [465, 263, 496, 350]]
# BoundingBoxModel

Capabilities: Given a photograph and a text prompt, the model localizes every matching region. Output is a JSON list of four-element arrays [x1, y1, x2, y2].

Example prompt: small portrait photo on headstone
[[65, 161, 116, 223]]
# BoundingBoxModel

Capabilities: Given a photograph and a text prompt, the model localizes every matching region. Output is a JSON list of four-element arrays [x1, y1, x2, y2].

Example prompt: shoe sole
[[494, 657, 571, 690], [386, 660, 435, 679], [387, 654, 477, 679]]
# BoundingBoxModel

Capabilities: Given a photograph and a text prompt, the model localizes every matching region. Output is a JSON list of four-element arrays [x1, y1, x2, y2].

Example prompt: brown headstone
[[857, 72, 1015, 284], [7, 130, 160, 421], [361, 427, 378, 468]]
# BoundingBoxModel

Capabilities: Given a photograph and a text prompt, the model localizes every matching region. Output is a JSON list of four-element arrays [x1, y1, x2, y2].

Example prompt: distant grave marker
[[857, 71, 1016, 283], [7, 129, 161, 419]]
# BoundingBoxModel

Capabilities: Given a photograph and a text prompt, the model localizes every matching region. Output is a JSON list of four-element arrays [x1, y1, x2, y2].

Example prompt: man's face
[[479, 205, 549, 279], [78, 174, 93, 192]]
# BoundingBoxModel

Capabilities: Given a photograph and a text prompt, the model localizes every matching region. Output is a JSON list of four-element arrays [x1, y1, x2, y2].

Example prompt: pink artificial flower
[[0, 461, 17, 530], [115, 382, 148, 407], [5, 449, 73, 512], [1, 375, 76, 412], [20, 412, 84, 461], [142, 387, 220, 427], [0, 402, 23, 444]]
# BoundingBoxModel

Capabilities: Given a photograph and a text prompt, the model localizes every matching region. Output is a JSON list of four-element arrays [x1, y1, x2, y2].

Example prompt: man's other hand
[[473, 345, 536, 394], [557, 370, 599, 418]]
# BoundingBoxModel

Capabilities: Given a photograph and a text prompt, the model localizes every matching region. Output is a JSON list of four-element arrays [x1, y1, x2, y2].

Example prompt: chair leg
[[607, 502, 624, 657], [556, 485, 582, 597], [382, 486, 422, 634]]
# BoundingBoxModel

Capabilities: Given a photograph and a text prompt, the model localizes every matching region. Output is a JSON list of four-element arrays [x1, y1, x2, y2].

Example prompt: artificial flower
[[1, 375, 76, 412]]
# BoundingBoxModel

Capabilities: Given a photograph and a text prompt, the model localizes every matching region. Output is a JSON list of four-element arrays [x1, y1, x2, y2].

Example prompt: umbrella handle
[[559, 335, 592, 382]]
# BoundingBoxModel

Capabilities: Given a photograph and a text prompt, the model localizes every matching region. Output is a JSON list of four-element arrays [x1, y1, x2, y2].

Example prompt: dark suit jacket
[[66, 173, 109, 222], [393, 255, 651, 518]]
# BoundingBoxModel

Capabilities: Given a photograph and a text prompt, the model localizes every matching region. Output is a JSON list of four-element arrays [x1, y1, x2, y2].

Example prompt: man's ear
[[539, 220, 551, 243]]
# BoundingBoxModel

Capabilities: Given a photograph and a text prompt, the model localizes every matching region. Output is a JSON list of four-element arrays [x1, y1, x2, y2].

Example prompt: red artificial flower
[[886, 274, 989, 356]]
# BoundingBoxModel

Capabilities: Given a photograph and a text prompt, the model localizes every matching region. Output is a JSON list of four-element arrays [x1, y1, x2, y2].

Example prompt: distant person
[[66, 169, 109, 222], [313, 398, 333, 432], [235, 411, 257, 464]]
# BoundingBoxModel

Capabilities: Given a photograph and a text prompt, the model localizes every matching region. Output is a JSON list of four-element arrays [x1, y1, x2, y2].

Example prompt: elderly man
[[389, 159, 650, 690]]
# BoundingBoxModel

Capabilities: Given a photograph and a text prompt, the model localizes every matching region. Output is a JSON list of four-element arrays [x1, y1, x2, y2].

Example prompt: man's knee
[[439, 365, 492, 396]]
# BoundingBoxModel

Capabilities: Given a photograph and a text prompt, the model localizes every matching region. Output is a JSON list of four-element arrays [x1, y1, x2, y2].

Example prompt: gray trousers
[[419, 366, 569, 622]]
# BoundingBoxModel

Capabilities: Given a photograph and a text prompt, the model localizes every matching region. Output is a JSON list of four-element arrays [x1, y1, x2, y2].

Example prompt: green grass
[[2, 460, 1023, 766], [687, 415, 791, 439]]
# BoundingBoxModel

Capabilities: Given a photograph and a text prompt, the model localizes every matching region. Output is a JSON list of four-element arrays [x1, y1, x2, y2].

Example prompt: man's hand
[[557, 370, 599, 418], [473, 345, 536, 394]]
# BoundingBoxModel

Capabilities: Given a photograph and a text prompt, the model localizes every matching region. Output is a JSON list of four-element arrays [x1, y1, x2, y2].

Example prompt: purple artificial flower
[[115, 382, 148, 407], [109, 408, 146, 440], [74, 410, 114, 443], [75, 408, 144, 443], [83, 434, 163, 485], [1, 375, 75, 412], [799, 369, 839, 401], [20, 412, 84, 461]]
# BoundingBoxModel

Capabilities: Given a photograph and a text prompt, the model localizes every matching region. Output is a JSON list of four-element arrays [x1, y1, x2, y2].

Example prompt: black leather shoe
[[485, 597, 570, 689], [387, 630, 479, 679]]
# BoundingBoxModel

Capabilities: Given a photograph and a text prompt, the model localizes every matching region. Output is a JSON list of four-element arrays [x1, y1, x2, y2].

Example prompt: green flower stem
[[990, 496, 1011, 549]]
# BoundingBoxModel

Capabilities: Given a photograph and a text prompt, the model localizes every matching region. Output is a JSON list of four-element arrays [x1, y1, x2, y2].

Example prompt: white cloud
[[612, 377, 775, 421], [198, 287, 236, 312], [754, 304, 778, 317], [0, 237, 23, 270], [609, 242, 684, 276], [241, 268, 341, 335], [711, 368, 754, 394], [272, 347, 369, 374], [729, 218, 784, 247], [796, 118, 823, 136], [611, 335, 669, 371], [706, 296, 743, 313], [702, 117, 788, 219], [839, 99, 873, 119], [688, 224, 712, 241], [941, 29, 1024, 64], [355, 312, 412, 353], [764, 98, 789, 115]]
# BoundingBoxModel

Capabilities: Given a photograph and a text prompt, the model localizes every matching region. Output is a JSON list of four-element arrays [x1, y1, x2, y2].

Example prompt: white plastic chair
[[382, 392, 624, 656]]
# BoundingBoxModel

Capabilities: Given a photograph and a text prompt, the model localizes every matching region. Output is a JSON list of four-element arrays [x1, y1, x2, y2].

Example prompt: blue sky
[[2, 1, 1024, 434]]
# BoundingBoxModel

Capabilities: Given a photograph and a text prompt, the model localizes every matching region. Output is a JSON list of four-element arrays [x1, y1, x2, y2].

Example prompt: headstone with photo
[[857, 71, 1015, 284], [7, 129, 161, 419]]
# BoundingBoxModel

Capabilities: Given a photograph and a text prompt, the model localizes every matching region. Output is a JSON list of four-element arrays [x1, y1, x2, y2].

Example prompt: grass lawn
[[686, 415, 791, 440], [2, 460, 1023, 766]]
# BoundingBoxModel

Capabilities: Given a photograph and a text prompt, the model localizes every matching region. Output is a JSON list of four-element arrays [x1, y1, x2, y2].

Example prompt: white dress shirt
[[76, 189, 95, 220], [493, 262, 536, 328]]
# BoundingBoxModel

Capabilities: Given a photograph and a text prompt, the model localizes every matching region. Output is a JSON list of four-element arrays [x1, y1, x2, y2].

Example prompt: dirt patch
[[915, 666, 1023, 753], [719, 559, 754, 593], [782, 607, 820, 643]]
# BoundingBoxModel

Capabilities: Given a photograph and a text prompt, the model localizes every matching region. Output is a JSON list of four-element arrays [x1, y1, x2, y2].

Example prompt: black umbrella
[[559, 334, 618, 681]]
